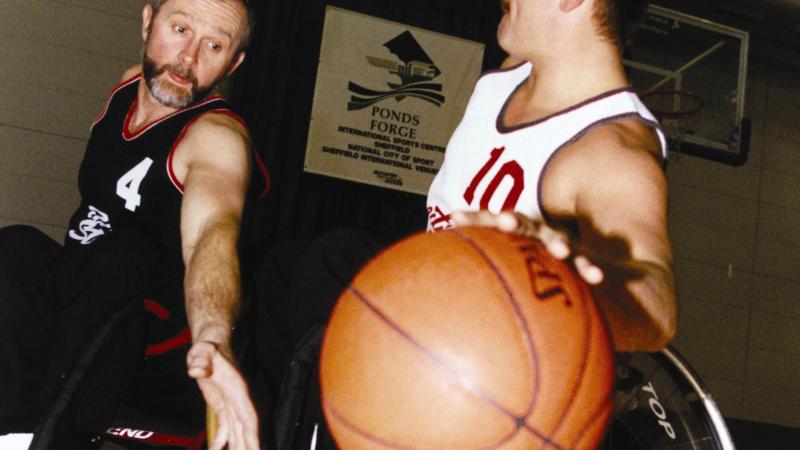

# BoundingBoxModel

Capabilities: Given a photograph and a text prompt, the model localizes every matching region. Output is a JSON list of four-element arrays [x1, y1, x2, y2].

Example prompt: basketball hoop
[[640, 90, 704, 162]]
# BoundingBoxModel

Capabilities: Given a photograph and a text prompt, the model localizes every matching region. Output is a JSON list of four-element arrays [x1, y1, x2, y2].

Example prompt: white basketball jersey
[[426, 62, 667, 231]]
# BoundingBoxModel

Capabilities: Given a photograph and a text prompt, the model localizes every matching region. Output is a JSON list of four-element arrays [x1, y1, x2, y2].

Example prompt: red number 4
[[463, 147, 524, 211]]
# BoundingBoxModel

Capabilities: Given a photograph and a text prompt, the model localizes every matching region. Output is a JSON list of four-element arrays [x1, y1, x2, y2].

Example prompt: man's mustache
[[158, 64, 199, 87]]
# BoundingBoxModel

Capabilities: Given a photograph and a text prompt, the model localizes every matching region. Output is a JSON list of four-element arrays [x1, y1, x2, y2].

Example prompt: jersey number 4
[[116, 158, 154, 212], [463, 147, 524, 211]]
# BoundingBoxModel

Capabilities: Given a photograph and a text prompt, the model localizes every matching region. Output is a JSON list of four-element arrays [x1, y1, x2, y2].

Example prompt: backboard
[[625, 5, 750, 166]]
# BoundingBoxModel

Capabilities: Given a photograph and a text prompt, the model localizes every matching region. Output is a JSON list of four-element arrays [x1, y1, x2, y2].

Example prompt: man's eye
[[174, 26, 186, 33], [209, 42, 221, 51]]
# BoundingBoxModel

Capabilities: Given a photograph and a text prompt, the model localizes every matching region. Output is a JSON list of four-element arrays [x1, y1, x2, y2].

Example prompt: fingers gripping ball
[[320, 227, 615, 450]]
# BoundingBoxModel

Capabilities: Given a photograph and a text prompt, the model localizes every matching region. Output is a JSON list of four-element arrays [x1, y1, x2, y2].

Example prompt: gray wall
[[0, 0, 147, 242], [2, 0, 800, 432], [668, 60, 800, 428]]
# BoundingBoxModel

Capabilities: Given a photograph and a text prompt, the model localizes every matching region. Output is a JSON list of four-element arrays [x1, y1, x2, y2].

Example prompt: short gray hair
[[150, 0, 254, 53]]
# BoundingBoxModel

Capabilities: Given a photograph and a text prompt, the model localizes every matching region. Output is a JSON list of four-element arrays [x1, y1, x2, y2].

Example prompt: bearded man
[[0, 1, 265, 449]]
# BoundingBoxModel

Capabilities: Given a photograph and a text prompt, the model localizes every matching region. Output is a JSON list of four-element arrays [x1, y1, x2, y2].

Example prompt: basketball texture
[[320, 227, 614, 449]]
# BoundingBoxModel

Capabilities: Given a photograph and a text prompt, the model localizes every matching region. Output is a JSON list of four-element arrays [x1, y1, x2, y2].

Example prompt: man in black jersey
[[0, 1, 261, 449]]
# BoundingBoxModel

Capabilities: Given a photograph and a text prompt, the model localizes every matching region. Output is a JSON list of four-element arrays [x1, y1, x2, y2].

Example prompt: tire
[[600, 346, 735, 450]]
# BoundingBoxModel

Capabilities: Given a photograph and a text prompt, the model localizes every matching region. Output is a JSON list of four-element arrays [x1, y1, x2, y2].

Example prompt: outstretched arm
[[569, 125, 676, 352], [178, 113, 259, 450], [455, 123, 676, 352]]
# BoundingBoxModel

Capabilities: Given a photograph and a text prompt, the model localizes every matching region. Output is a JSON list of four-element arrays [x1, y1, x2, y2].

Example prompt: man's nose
[[179, 39, 200, 67]]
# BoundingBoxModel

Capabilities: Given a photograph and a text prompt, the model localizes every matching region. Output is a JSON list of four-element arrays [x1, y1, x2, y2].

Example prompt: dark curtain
[[233, 0, 506, 248]]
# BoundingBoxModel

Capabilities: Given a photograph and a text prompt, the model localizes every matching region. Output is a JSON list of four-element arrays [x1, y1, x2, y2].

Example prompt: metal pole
[[648, 41, 726, 91]]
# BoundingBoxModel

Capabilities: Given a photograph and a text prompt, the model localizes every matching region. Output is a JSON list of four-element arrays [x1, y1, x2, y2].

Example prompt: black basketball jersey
[[65, 74, 269, 260]]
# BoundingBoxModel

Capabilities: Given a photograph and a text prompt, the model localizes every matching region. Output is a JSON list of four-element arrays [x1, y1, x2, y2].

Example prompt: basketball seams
[[326, 398, 553, 450], [569, 399, 613, 449], [537, 273, 596, 450], [564, 284, 616, 449], [321, 229, 611, 450], [453, 229, 607, 450], [324, 401, 424, 450], [568, 398, 614, 449], [345, 284, 541, 449], [450, 229, 541, 417], [449, 230, 572, 450]]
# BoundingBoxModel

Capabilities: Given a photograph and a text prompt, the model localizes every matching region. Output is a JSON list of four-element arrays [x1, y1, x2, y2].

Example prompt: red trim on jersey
[[208, 108, 247, 129], [143, 299, 171, 320], [190, 431, 207, 450], [90, 74, 142, 131], [253, 150, 271, 198], [122, 95, 226, 141], [141, 432, 195, 447], [145, 327, 191, 356], [165, 114, 201, 194], [166, 109, 271, 197], [204, 109, 272, 198]]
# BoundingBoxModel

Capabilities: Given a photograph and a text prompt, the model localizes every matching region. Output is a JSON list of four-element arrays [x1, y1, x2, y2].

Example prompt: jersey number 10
[[116, 158, 154, 212], [463, 147, 525, 211]]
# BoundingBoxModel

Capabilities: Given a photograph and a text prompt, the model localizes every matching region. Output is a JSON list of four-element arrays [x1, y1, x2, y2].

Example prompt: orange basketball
[[319, 227, 614, 449]]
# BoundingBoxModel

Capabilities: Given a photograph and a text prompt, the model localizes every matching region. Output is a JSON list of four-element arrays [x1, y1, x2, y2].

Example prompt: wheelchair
[[36, 301, 731, 450], [91, 321, 734, 450], [601, 347, 735, 450], [270, 337, 736, 450], [37, 291, 731, 450]]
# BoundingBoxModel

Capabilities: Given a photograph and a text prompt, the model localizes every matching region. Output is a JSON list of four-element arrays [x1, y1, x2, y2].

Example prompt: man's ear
[[559, 0, 585, 13], [227, 52, 246, 76], [142, 4, 154, 42]]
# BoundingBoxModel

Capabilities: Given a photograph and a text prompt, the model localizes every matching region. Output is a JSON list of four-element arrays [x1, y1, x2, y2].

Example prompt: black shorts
[[0, 225, 189, 442]]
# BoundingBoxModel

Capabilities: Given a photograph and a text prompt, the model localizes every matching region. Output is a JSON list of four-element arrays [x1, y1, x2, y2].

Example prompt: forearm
[[184, 218, 242, 350], [594, 260, 676, 352]]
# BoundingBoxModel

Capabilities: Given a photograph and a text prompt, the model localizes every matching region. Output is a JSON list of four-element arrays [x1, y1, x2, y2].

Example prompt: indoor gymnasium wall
[[0, 0, 147, 242], [5, 0, 799, 437], [667, 57, 800, 430]]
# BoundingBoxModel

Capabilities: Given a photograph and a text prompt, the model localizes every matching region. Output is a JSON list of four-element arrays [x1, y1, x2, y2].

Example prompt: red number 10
[[463, 147, 524, 211]]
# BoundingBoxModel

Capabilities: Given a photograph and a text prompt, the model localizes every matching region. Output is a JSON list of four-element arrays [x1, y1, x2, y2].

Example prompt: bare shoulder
[[192, 111, 248, 139], [181, 115, 249, 173], [568, 119, 665, 177], [121, 64, 143, 82], [184, 112, 249, 158], [542, 119, 666, 217], [569, 119, 669, 210], [592, 119, 662, 161]]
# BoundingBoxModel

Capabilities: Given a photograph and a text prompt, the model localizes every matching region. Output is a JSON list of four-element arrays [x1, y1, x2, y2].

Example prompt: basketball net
[[641, 90, 704, 165]]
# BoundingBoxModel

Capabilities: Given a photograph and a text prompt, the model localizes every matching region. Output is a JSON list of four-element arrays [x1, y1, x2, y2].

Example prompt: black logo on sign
[[348, 31, 445, 111], [373, 170, 403, 186]]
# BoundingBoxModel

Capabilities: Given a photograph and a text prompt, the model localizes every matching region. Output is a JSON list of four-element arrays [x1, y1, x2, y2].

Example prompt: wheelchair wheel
[[286, 343, 735, 450], [600, 346, 735, 450]]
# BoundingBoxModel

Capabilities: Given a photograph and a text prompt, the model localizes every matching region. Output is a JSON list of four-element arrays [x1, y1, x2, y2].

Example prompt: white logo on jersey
[[105, 427, 155, 440], [68, 205, 112, 245]]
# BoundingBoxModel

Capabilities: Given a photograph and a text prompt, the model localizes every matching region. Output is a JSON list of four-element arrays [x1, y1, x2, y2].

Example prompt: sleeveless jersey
[[65, 74, 269, 259], [426, 62, 667, 231]]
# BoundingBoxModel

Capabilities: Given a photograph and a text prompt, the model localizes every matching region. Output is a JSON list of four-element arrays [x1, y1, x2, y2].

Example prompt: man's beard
[[142, 51, 226, 109]]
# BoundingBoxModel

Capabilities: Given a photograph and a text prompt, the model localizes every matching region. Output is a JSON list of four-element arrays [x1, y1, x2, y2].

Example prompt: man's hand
[[452, 210, 604, 285], [187, 341, 259, 450]]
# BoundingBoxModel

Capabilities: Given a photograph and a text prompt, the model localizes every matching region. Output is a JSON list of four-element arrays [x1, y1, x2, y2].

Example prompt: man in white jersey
[[427, 0, 676, 352]]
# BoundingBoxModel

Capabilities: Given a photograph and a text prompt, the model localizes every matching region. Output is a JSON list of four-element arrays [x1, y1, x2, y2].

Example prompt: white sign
[[304, 7, 485, 195]]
